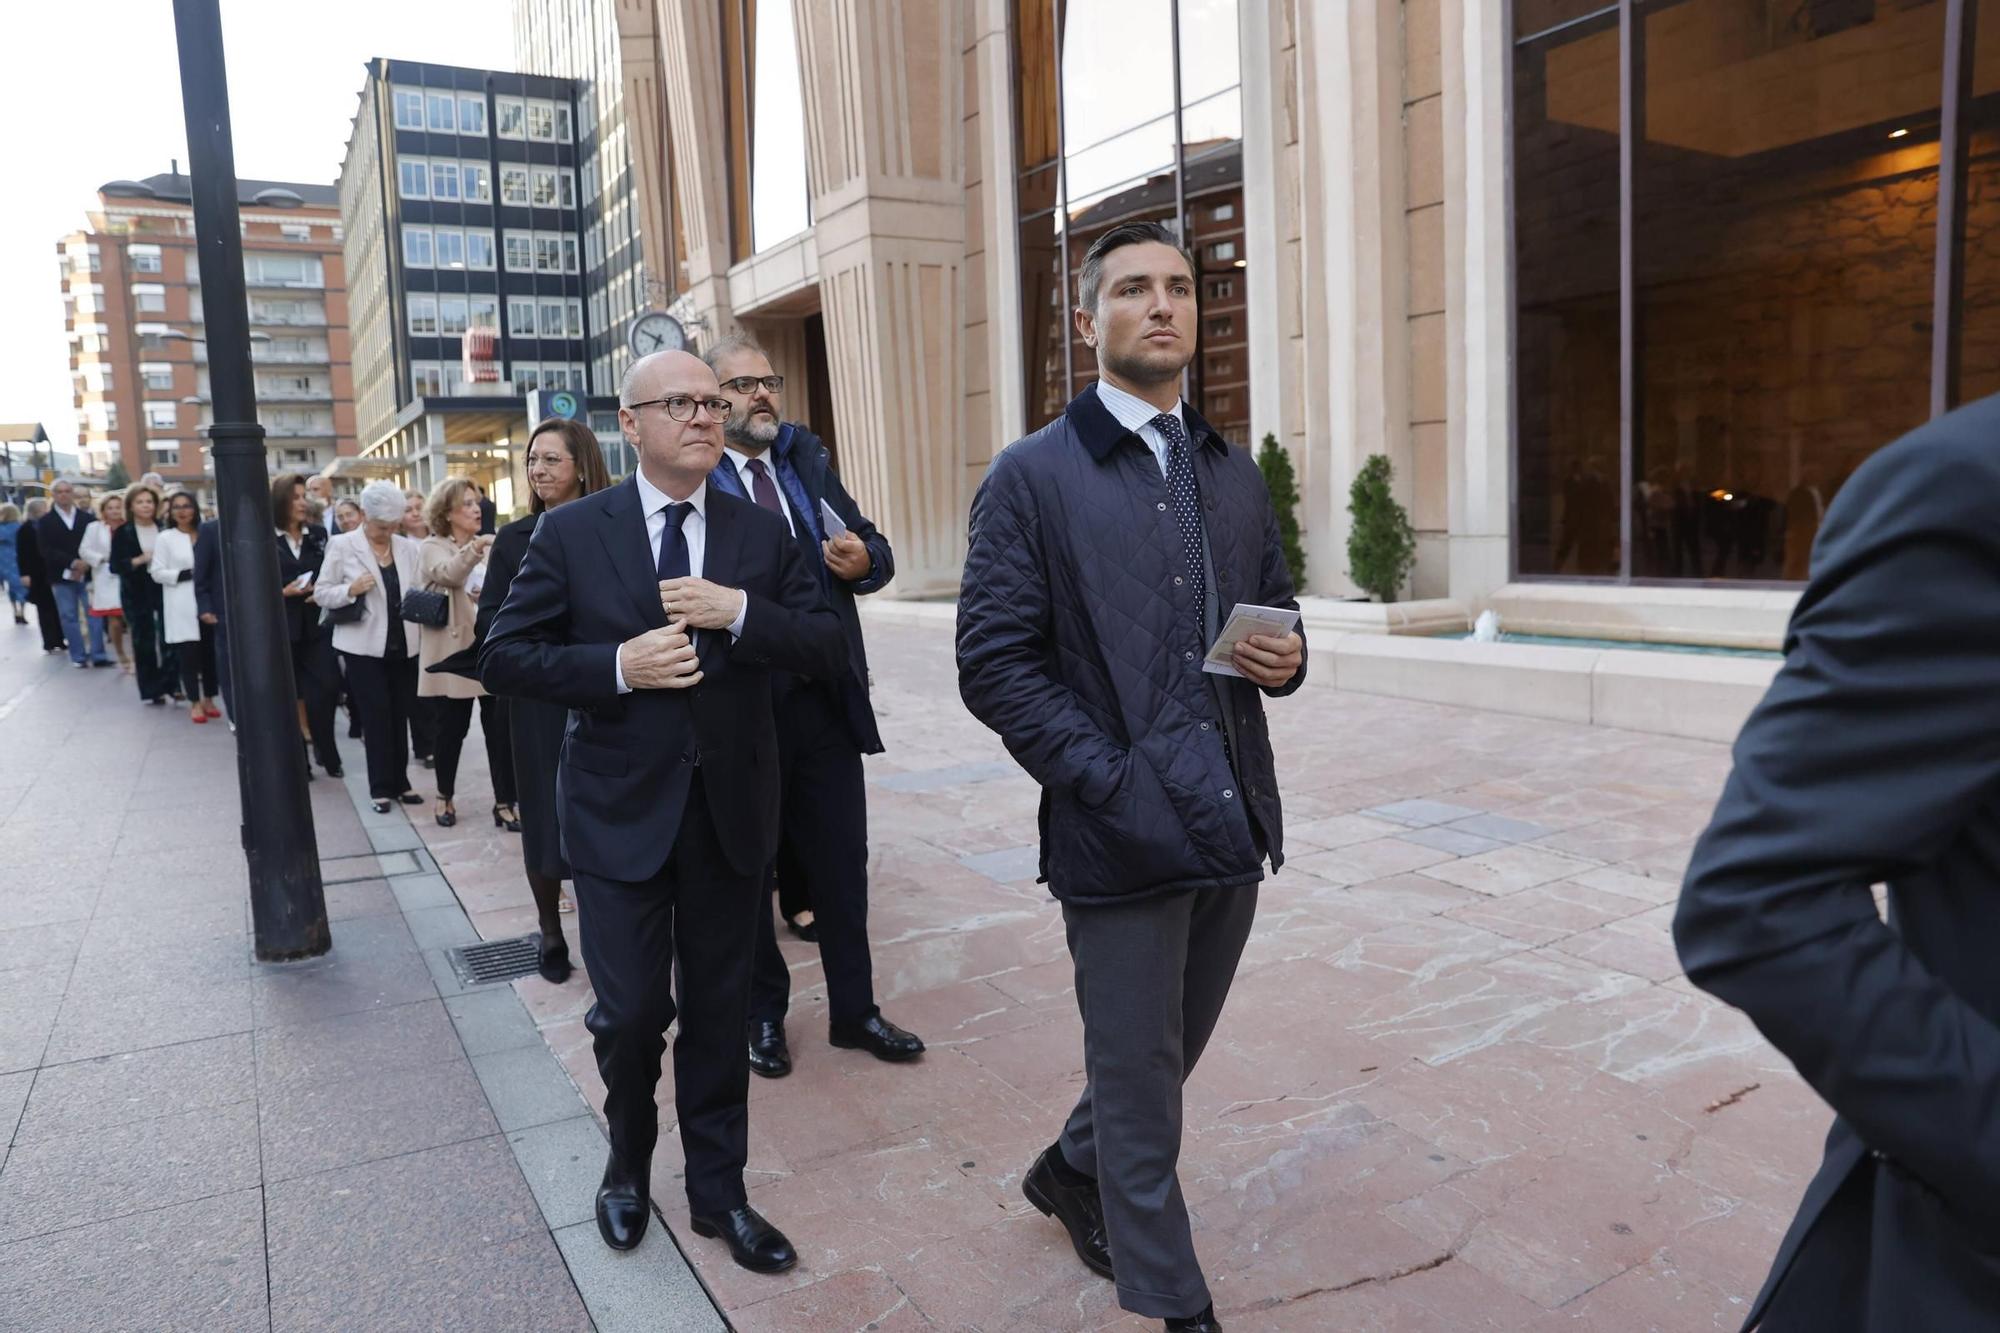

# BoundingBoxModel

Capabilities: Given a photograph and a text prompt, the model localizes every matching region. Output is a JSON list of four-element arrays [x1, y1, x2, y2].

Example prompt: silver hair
[[24, 498, 48, 518], [701, 332, 768, 374], [358, 480, 408, 524], [618, 356, 649, 409]]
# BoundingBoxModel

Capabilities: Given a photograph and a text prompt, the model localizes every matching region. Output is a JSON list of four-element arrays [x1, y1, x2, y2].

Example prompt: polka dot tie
[[1154, 412, 1206, 630]]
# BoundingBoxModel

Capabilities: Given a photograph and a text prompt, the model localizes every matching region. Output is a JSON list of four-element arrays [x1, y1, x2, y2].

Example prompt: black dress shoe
[[595, 1151, 651, 1251], [785, 912, 819, 943], [324, 764, 343, 779], [828, 1012, 925, 1063], [537, 936, 573, 984], [688, 1204, 797, 1273], [1022, 1147, 1113, 1279], [1165, 1304, 1223, 1332], [747, 1019, 792, 1078]]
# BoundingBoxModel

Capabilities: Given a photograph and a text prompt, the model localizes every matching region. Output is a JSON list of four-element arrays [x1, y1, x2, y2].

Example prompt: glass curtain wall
[[722, 0, 815, 262], [1513, 0, 1990, 585], [1011, 0, 1249, 441]]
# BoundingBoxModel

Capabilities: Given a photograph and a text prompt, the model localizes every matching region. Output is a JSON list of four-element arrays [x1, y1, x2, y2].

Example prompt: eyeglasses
[[719, 374, 785, 396], [627, 395, 734, 423]]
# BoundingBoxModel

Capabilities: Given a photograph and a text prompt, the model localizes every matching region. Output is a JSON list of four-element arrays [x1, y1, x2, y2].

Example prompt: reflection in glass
[[1512, 6, 1620, 577], [1061, 1, 1176, 214], [1634, 0, 1939, 582], [1957, 0, 2000, 403], [751, 0, 812, 252]]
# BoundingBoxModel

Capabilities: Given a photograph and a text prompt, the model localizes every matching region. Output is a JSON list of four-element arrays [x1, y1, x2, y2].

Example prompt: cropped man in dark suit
[[706, 334, 924, 1079], [38, 479, 108, 668], [1676, 393, 2000, 1331], [483, 350, 847, 1273], [192, 516, 231, 719]]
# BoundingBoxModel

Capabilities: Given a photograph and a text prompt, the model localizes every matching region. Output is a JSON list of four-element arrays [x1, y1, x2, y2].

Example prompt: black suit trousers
[[575, 772, 762, 1216], [291, 627, 342, 770], [749, 680, 876, 1025]]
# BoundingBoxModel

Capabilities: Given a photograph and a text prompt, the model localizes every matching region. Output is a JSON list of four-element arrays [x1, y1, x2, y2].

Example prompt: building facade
[[499, 0, 1996, 637], [57, 168, 355, 494], [340, 59, 609, 504]]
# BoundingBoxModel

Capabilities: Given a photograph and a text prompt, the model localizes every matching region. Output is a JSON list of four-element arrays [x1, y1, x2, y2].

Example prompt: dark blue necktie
[[1154, 412, 1206, 625], [656, 501, 692, 583]]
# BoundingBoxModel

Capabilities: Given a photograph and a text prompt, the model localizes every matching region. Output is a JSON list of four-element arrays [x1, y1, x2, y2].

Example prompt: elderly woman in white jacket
[[315, 480, 426, 813]]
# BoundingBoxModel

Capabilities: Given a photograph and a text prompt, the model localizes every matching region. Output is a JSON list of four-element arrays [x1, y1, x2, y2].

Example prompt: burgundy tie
[[744, 458, 783, 516]]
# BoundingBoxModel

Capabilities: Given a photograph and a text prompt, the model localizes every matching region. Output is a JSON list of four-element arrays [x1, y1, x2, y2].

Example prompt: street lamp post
[[171, 0, 329, 960]]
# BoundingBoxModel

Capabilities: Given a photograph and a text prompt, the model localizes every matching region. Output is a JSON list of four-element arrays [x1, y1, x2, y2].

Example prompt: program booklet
[[1202, 603, 1301, 678]]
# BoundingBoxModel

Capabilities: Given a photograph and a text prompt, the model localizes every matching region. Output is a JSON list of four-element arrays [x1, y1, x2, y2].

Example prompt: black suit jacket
[[275, 526, 330, 642], [192, 519, 224, 621], [711, 424, 893, 753], [35, 507, 93, 584], [108, 523, 161, 614], [1676, 394, 2000, 1330], [481, 476, 847, 883]]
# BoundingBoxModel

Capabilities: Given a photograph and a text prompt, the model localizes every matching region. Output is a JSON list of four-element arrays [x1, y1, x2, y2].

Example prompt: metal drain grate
[[448, 934, 543, 986]]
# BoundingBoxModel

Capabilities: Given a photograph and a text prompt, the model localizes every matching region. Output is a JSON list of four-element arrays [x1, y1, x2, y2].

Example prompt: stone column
[[615, 0, 675, 304], [656, 0, 739, 341], [793, 0, 968, 598]]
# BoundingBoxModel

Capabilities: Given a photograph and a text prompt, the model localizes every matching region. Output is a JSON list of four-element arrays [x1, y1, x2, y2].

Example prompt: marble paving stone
[[258, 1057, 498, 1182], [1443, 812, 1556, 844], [322, 875, 400, 921], [552, 1219, 727, 1333], [730, 1267, 931, 1332], [1419, 844, 1602, 898], [505, 1114, 607, 1230], [1285, 811, 1410, 851], [1289, 838, 1458, 888], [873, 759, 1021, 792], [1366, 799, 1486, 828], [253, 999, 461, 1096], [1444, 880, 1654, 947], [15, 1031, 254, 1144], [471, 1043, 590, 1132], [0, 1188, 268, 1333], [957, 843, 1043, 885], [1400, 824, 1507, 858], [41, 975, 254, 1065], [1546, 904, 1686, 983], [0, 919, 87, 976], [444, 985, 545, 1057]]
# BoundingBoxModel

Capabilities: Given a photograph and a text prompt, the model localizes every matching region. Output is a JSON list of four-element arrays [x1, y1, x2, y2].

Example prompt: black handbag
[[321, 600, 364, 626], [399, 586, 450, 628]]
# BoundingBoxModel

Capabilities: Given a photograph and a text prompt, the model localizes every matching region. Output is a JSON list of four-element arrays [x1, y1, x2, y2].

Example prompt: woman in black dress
[[17, 499, 66, 655], [108, 484, 174, 703], [271, 473, 343, 778], [478, 418, 611, 982]]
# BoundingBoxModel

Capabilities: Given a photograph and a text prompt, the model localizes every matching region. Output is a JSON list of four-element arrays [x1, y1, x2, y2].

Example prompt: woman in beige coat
[[417, 478, 500, 827]]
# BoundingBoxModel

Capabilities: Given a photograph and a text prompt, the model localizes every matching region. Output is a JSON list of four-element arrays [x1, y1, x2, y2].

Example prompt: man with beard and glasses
[[704, 333, 924, 1079], [957, 220, 1306, 1333]]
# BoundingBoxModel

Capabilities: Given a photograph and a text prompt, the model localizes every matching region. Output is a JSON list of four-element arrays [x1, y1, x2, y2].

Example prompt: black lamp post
[[171, 0, 329, 960]]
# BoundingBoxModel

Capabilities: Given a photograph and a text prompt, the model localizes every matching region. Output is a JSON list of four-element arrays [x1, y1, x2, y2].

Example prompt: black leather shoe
[[537, 936, 572, 984], [1165, 1304, 1223, 1332], [688, 1204, 797, 1273], [595, 1150, 651, 1251], [828, 1012, 925, 1063], [785, 912, 819, 943], [747, 1020, 792, 1078], [1022, 1147, 1113, 1279]]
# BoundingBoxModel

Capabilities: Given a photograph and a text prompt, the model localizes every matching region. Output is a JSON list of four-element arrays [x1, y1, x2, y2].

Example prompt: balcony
[[250, 346, 329, 366], [242, 276, 324, 292], [248, 310, 329, 328]]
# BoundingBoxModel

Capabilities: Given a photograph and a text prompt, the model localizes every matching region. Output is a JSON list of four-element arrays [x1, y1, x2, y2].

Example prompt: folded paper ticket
[[1202, 603, 1301, 678]]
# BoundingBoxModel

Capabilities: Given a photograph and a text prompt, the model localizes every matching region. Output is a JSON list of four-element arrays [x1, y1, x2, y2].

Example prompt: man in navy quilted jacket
[[957, 221, 1306, 1333]]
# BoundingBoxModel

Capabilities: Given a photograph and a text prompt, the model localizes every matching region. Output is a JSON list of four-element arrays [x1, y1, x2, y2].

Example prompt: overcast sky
[[3, 0, 517, 453]]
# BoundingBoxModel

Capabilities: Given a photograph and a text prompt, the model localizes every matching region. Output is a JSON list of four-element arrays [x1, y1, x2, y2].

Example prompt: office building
[[57, 166, 355, 494], [339, 58, 609, 503]]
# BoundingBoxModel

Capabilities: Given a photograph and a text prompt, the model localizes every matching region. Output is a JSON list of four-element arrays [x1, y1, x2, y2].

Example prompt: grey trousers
[[1057, 883, 1259, 1320]]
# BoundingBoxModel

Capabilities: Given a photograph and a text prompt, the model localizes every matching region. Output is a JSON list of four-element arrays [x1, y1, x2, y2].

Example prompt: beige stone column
[[1239, 0, 1304, 464], [966, 0, 1023, 488], [656, 0, 739, 340], [793, 0, 968, 598]]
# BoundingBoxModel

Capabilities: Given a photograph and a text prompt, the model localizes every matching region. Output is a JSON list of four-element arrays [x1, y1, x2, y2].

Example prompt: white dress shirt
[[1094, 379, 1186, 478], [723, 446, 797, 537], [615, 469, 747, 693]]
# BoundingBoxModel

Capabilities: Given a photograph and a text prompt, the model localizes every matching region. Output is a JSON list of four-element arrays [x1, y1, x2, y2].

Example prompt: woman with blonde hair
[[111, 483, 172, 702], [416, 477, 500, 827], [79, 492, 132, 672]]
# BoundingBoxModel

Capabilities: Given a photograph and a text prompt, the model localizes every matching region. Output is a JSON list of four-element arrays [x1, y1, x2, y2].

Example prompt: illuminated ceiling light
[[1232, 259, 1247, 268], [1889, 128, 1910, 139]]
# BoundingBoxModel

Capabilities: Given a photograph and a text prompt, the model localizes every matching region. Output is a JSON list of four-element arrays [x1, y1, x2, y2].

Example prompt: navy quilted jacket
[[957, 387, 1305, 905]]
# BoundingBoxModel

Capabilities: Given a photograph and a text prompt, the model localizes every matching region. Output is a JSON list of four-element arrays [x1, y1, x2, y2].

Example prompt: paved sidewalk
[[410, 603, 1829, 1332], [0, 628, 719, 1332]]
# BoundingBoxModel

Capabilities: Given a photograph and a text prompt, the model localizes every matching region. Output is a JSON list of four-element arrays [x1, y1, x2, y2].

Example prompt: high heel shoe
[[435, 799, 457, 828], [371, 799, 391, 814], [493, 803, 521, 832]]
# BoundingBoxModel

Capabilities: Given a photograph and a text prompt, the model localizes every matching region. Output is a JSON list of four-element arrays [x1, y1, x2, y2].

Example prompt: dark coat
[[109, 523, 163, 614], [34, 506, 93, 582], [481, 514, 567, 880], [956, 386, 1305, 906], [1675, 393, 2000, 1331], [274, 526, 330, 643], [192, 519, 224, 621], [709, 422, 893, 754], [481, 476, 848, 884]]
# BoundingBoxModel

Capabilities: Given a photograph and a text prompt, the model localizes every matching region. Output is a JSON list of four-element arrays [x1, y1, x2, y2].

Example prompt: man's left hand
[[660, 577, 746, 630], [1232, 632, 1303, 689], [822, 532, 871, 581]]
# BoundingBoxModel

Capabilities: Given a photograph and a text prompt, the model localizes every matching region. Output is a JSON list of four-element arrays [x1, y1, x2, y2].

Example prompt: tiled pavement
[[409, 603, 1829, 1332]]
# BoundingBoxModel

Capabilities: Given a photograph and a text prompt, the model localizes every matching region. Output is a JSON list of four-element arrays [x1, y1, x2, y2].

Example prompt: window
[[500, 167, 529, 206], [540, 365, 566, 391], [514, 365, 540, 392], [244, 253, 323, 286], [1212, 203, 1236, 222], [496, 97, 525, 139], [566, 299, 583, 338], [148, 441, 178, 466], [129, 244, 162, 274], [554, 104, 572, 141], [573, 363, 588, 392], [398, 157, 428, 199], [561, 236, 577, 274], [458, 95, 486, 136], [531, 168, 557, 207], [78, 364, 113, 393], [465, 230, 495, 270], [504, 231, 534, 272], [140, 362, 173, 391], [534, 234, 562, 273], [460, 162, 490, 203], [131, 283, 166, 313], [508, 298, 537, 337], [1208, 316, 1233, 337], [426, 92, 455, 133], [1209, 279, 1234, 300], [444, 362, 468, 394], [393, 87, 425, 130], [526, 100, 555, 140], [558, 169, 576, 209], [411, 362, 443, 396], [539, 299, 565, 338], [433, 228, 466, 269], [469, 296, 499, 330], [407, 295, 438, 336], [439, 296, 468, 335], [280, 224, 311, 242], [402, 225, 433, 268], [1207, 241, 1237, 262], [430, 160, 460, 201], [145, 401, 178, 430]]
